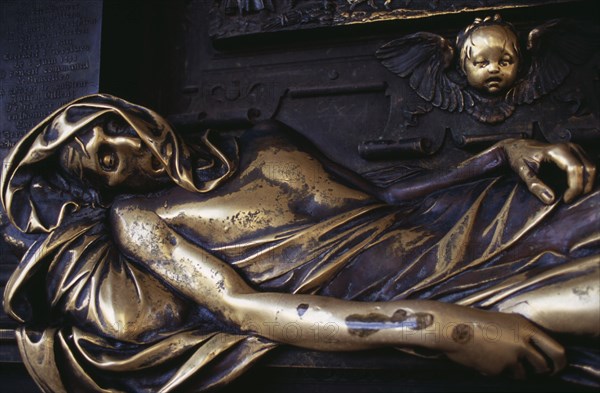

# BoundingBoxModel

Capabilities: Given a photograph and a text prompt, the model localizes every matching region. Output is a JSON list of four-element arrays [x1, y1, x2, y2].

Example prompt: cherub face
[[59, 122, 165, 190], [461, 25, 520, 94]]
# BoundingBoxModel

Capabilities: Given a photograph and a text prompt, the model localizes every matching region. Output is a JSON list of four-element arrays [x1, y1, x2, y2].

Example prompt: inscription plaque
[[0, 0, 102, 155], [0, 0, 103, 367]]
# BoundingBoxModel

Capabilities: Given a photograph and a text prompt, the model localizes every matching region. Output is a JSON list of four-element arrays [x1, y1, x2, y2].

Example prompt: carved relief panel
[[1, 1, 599, 392]]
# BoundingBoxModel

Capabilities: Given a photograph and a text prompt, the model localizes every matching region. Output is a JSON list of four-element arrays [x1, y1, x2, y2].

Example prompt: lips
[[486, 77, 503, 85]]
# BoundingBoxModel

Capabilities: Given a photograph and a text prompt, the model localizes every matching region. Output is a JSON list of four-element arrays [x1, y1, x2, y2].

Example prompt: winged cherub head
[[377, 14, 596, 123], [457, 15, 521, 94]]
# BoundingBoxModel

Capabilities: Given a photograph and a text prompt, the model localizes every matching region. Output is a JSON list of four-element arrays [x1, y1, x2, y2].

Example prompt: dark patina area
[[451, 323, 474, 344], [297, 303, 309, 317]]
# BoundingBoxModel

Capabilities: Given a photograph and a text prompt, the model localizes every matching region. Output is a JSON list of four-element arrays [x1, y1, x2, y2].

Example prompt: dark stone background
[[1, 1, 598, 391]]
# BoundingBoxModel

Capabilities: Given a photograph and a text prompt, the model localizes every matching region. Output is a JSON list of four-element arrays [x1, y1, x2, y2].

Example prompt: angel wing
[[376, 32, 473, 112], [506, 19, 600, 105]]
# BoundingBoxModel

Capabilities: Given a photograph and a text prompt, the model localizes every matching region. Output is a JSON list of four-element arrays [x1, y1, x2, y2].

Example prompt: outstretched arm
[[110, 202, 566, 377], [325, 139, 595, 205]]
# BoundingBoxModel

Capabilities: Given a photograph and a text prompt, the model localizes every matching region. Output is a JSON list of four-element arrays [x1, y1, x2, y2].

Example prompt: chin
[[480, 82, 507, 94]]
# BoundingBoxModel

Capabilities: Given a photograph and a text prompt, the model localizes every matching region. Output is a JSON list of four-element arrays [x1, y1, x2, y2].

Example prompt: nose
[[487, 62, 500, 74]]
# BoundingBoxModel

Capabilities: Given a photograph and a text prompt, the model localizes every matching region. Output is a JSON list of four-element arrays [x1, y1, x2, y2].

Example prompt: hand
[[499, 139, 596, 204], [442, 309, 566, 378]]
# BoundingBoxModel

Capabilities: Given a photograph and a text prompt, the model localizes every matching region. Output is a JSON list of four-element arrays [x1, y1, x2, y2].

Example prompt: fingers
[[506, 140, 596, 204], [516, 159, 556, 204], [511, 327, 566, 378], [547, 144, 596, 203], [507, 315, 565, 377], [529, 334, 567, 374], [522, 343, 552, 375], [547, 144, 583, 203], [569, 143, 597, 195]]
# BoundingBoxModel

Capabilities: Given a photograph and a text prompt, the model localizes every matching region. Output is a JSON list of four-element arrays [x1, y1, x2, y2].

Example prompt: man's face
[[59, 122, 164, 189]]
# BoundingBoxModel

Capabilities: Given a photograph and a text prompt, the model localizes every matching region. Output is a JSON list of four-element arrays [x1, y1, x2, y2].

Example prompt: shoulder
[[109, 195, 161, 241], [237, 120, 327, 164]]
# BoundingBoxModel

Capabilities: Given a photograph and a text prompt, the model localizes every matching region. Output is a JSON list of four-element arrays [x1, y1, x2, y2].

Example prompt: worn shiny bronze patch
[[346, 310, 433, 337]]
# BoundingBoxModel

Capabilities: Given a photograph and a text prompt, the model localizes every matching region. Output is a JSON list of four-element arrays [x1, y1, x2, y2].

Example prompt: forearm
[[382, 143, 506, 203], [228, 292, 494, 354]]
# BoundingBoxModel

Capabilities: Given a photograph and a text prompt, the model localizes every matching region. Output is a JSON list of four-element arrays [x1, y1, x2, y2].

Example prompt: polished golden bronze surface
[[1, 88, 598, 391], [459, 19, 520, 94], [59, 124, 167, 190]]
